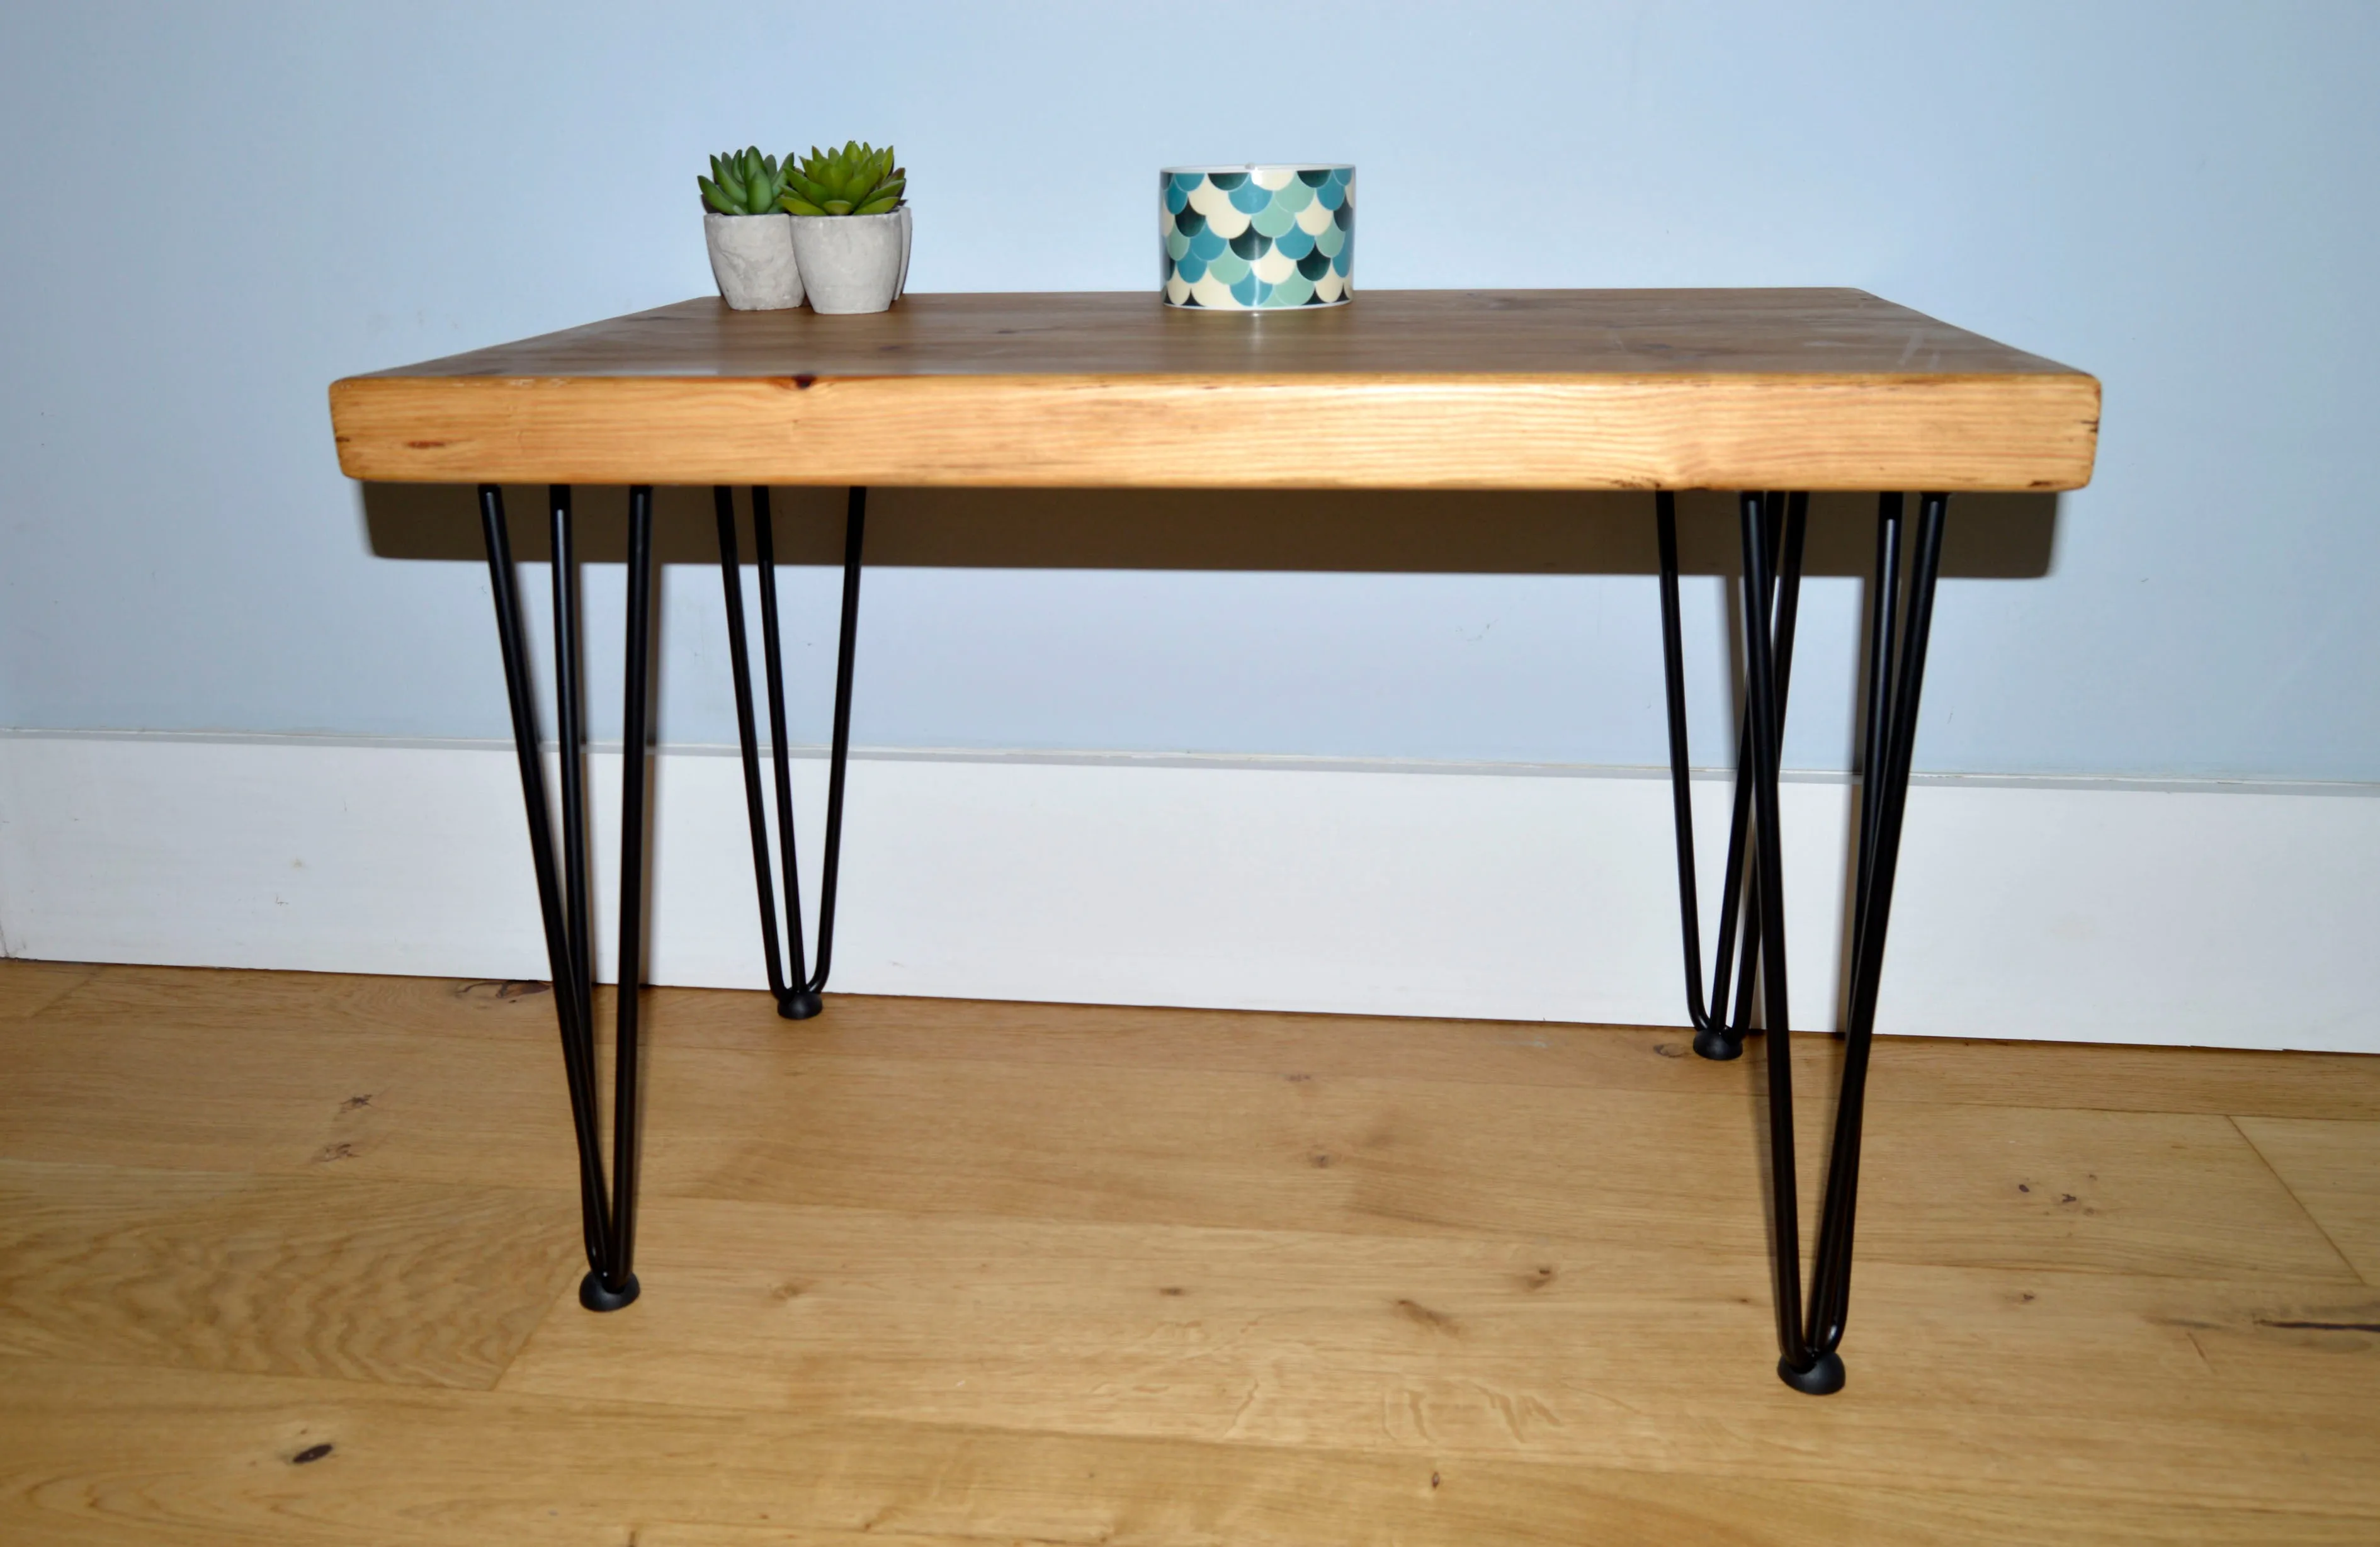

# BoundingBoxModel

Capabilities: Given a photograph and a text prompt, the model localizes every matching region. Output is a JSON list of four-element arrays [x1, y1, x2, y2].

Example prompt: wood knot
[[1397, 1298, 1458, 1335]]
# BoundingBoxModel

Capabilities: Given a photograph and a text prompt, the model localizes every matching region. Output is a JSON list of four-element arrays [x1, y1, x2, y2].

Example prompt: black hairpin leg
[[480, 482, 655, 1312], [1655, 490, 1807, 1061], [1804, 492, 1947, 1373], [715, 486, 867, 1020], [1654, 488, 1950, 1393]]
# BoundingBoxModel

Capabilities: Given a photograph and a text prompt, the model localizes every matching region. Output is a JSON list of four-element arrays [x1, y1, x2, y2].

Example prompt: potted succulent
[[699, 148, 803, 310], [778, 141, 910, 314]]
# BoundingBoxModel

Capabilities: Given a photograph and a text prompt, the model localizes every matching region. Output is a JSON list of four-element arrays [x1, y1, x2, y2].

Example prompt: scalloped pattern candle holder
[[1160, 165, 1354, 309]]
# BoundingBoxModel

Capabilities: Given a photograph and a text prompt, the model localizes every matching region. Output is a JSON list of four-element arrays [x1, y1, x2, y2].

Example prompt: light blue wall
[[3, 1, 2374, 779]]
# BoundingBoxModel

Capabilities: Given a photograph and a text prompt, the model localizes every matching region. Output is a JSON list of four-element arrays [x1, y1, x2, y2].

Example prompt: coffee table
[[330, 288, 2100, 1392]]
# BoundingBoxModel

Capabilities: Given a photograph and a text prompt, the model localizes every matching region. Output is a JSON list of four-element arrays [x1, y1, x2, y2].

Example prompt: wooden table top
[[331, 289, 2099, 492]]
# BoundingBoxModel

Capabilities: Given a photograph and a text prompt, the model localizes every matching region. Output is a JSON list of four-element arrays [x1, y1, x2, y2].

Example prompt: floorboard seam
[[2226, 1114, 2366, 1286]]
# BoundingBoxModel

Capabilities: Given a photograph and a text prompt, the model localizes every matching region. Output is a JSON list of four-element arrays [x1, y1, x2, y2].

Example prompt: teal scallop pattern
[[1160, 166, 1354, 309]]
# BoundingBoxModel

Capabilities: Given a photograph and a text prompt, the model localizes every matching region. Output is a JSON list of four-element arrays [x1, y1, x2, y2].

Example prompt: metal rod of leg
[[1655, 492, 1806, 1061], [718, 486, 870, 1021], [751, 487, 812, 1001], [550, 488, 595, 1044], [1714, 497, 1800, 1050], [550, 486, 611, 1273], [1850, 494, 1905, 961], [1737, 491, 1833, 1391], [1805, 494, 1948, 1362], [1654, 493, 1722, 1044], [581, 485, 657, 1312], [807, 487, 868, 997], [1706, 742, 1757, 1048], [715, 489, 794, 1005], [479, 485, 611, 1278], [1721, 494, 1809, 1048], [1655, 492, 1758, 1056]]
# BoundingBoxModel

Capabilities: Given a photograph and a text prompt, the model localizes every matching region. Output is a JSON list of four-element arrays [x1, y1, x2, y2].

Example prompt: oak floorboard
[[497, 1194, 2380, 1509], [644, 1048, 2352, 1279], [0, 992, 575, 1181], [4, 963, 564, 1056], [0, 1358, 2371, 1547], [5, 964, 2377, 1541], [637, 1522, 2380, 1547], [0, 1159, 579, 1388], [629, 987, 2380, 1122], [42, 965, 2380, 1122], [30, 966, 2380, 1120], [0, 958, 99, 1022], [1, 970, 2349, 1282], [2234, 1117, 2380, 1285]]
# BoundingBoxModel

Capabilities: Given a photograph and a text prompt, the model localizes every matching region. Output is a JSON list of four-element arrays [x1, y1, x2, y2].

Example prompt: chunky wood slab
[[331, 289, 2099, 491]]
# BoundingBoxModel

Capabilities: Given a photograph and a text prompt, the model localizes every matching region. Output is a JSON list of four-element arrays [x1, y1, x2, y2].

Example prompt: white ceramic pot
[[788, 208, 910, 314], [703, 212, 803, 310]]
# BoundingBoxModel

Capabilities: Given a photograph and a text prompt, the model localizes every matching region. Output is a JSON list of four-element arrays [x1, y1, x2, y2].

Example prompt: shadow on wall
[[360, 485, 2057, 579]]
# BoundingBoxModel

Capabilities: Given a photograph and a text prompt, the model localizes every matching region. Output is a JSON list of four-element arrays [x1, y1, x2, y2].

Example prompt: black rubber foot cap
[[1777, 1351, 1845, 1395], [1693, 1026, 1745, 1062], [578, 1271, 640, 1312], [779, 989, 824, 1021]]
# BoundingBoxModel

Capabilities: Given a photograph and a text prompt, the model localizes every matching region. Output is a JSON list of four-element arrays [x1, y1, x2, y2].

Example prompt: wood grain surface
[[3, 960, 2371, 1546], [330, 290, 2100, 490], [2231, 1116, 2380, 1283]]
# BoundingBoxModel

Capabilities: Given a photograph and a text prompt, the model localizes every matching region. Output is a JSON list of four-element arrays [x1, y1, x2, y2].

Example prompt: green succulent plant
[[698, 147, 793, 216], [779, 141, 905, 217]]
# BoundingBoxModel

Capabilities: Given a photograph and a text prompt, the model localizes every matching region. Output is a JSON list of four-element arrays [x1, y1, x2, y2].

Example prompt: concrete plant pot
[[789, 207, 910, 314], [704, 212, 803, 310]]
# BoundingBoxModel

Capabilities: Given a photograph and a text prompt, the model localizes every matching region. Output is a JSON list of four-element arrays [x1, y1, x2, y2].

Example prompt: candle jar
[[1160, 165, 1354, 309]]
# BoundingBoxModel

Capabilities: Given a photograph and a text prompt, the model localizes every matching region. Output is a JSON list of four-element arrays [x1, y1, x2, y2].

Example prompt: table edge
[[329, 370, 2101, 492]]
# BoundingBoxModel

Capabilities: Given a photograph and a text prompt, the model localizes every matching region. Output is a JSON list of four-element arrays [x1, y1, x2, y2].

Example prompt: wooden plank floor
[[1, 960, 2374, 1544]]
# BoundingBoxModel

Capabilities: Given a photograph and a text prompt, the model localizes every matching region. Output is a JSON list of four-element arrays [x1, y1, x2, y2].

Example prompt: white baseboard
[[1, 731, 2373, 1053]]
